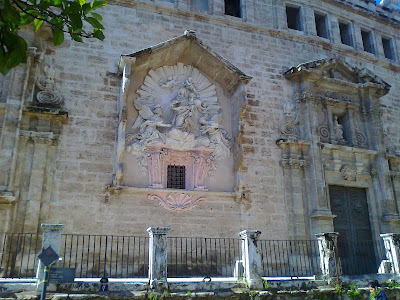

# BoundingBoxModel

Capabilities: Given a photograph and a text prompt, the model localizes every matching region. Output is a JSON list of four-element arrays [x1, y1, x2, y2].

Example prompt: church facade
[[1, 0, 400, 257]]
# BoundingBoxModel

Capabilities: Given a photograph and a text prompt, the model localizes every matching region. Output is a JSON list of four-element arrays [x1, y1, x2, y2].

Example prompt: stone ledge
[[105, 185, 236, 199], [321, 143, 378, 156], [0, 191, 16, 205]]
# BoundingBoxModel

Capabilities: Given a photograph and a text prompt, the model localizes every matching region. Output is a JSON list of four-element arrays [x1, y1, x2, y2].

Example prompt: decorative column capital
[[315, 232, 339, 242], [239, 230, 261, 241], [41, 223, 65, 231], [380, 233, 400, 240], [147, 227, 170, 236]]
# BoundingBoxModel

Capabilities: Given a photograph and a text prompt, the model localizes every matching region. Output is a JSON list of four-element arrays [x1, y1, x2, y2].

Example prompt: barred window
[[167, 165, 186, 189]]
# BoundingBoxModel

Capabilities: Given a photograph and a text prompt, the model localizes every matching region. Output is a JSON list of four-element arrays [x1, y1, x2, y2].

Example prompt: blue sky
[[374, 0, 400, 8]]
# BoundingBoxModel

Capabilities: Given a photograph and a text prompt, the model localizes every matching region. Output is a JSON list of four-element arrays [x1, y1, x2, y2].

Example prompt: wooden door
[[329, 186, 377, 275]]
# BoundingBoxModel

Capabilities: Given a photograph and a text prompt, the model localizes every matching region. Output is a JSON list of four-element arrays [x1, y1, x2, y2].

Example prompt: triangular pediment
[[119, 30, 251, 93], [284, 58, 390, 95]]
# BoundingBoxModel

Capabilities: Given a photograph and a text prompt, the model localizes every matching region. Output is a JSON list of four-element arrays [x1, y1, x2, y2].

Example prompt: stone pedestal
[[147, 227, 170, 290], [36, 224, 64, 288], [239, 230, 263, 289], [381, 233, 400, 274], [315, 232, 340, 283]]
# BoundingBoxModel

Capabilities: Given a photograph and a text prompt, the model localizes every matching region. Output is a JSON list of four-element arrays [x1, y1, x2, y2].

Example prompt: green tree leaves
[[0, 0, 107, 75]]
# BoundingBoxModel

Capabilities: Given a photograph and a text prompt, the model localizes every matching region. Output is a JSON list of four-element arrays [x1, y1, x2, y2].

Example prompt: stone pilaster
[[277, 140, 310, 237], [239, 230, 263, 289], [299, 94, 334, 232], [381, 233, 400, 274], [315, 232, 340, 283], [147, 226, 170, 290]]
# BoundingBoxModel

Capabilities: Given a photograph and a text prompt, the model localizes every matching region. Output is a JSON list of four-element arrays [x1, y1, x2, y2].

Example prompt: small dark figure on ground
[[369, 280, 388, 300]]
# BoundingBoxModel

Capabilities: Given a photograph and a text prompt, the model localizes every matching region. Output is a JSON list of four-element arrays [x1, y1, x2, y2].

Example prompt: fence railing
[[259, 240, 321, 277], [0, 233, 42, 278], [60, 234, 149, 278], [167, 237, 241, 277], [1, 232, 397, 279], [337, 239, 388, 276]]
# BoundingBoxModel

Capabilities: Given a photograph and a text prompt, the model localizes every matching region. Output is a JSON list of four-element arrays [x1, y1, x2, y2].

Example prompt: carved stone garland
[[126, 63, 231, 211]]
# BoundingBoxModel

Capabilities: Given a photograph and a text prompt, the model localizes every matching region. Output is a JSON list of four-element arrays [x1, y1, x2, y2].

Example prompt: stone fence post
[[36, 224, 64, 286], [315, 232, 340, 283], [381, 233, 400, 274], [239, 230, 263, 289], [147, 226, 170, 290]]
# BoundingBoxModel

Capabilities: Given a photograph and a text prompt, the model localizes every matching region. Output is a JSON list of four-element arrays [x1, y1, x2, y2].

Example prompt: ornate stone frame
[[146, 145, 212, 191]]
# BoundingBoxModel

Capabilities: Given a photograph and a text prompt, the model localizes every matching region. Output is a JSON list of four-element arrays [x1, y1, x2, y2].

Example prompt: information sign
[[49, 268, 76, 283]]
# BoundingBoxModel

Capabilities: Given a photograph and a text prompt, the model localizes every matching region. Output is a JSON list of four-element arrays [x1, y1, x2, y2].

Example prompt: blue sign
[[38, 246, 59, 267]]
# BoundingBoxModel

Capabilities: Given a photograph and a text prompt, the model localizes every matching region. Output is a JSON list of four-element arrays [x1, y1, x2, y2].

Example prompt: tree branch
[[10, 0, 95, 38]]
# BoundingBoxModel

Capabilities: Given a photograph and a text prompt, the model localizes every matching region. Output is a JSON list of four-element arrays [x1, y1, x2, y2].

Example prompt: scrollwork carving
[[319, 125, 329, 142], [355, 130, 367, 147], [280, 100, 299, 139], [36, 65, 63, 107], [149, 192, 206, 211]]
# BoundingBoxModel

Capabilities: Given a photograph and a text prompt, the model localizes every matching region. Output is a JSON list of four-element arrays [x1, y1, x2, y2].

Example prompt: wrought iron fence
[[1, 232, 397, 279], [167, 237, 241, 277], [259, 240, 322, 277], [60, 234, 149, 278], [337, 239, 389, 276], [0, 233, 42, 278]]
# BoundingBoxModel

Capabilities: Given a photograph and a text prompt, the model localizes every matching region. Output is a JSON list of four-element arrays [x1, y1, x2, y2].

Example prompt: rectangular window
[[225, 0, 241, 18], [361, 30, 374, 54], [382, 37, 394, 60], [286, 5, 302, 31], [339, 21, 352, 46], [191, 0, 209, 11], [167, 165, 186, 189], [315, 12, 328, 39]]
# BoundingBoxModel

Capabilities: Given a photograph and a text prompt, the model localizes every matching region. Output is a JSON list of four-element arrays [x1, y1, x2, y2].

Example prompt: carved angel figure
[[333, 116, 344, 141], [200, 117, 231, 160], [134, 105, 171, 146]]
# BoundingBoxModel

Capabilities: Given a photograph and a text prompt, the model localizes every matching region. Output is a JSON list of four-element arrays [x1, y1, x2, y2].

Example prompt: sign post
[[38, 246, 59, 300]]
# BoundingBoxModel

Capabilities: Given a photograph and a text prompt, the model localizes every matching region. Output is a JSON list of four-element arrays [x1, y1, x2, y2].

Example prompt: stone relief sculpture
[[333, 116, 345, 144], [382, 122, 399, 155], [126, 63, 231, 170], [341, 165, 356, 181], [35, 65, 63, 107], [280, 100, 299, 139], [148, 193, 206, 212]]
